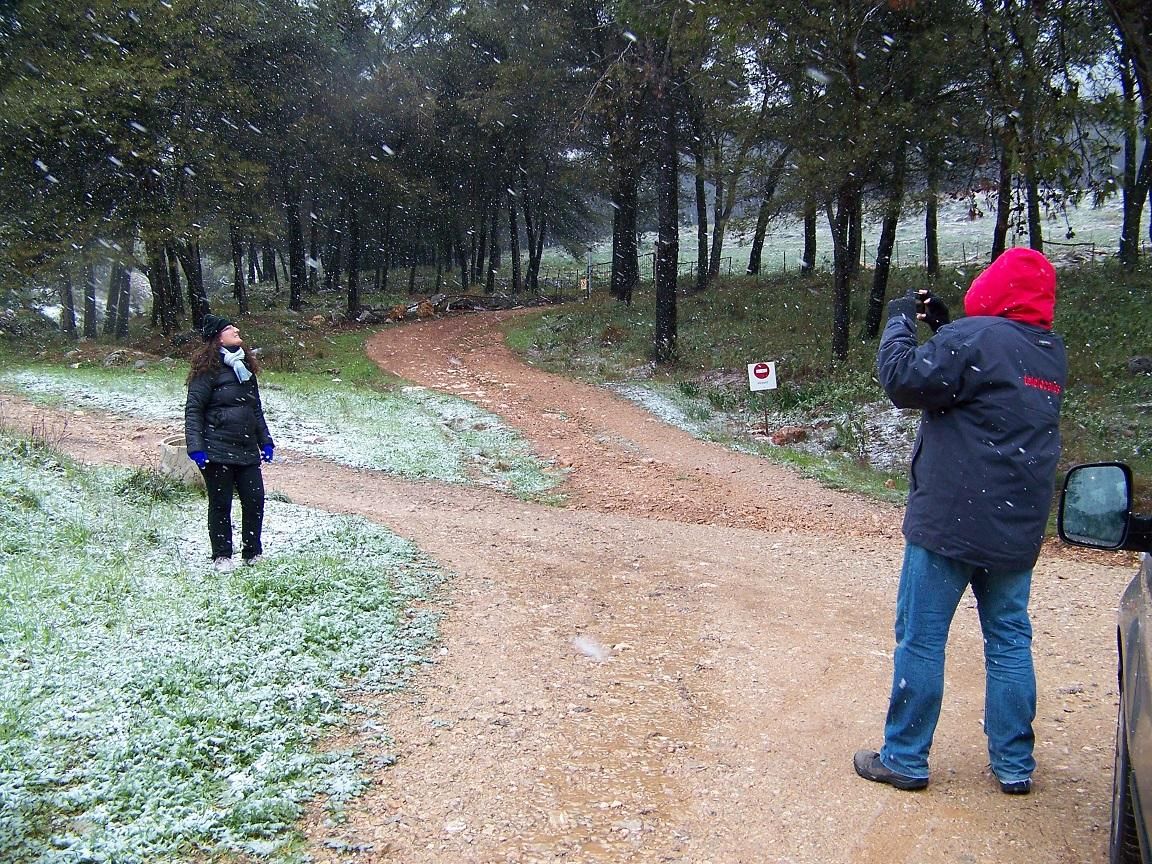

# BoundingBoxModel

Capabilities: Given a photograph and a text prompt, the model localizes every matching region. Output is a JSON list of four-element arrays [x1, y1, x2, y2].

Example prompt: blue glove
[[261, 443, 274, 463], [189, 450, 208, 469]]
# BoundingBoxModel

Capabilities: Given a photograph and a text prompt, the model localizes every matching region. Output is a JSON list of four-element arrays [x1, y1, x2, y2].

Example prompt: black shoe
[[853, 750, 929, 791], [999, 778, 1031, 795]]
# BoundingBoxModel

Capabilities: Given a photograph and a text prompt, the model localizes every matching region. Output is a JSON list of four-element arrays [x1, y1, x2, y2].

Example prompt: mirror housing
[[1058, 463, 1152, 553]]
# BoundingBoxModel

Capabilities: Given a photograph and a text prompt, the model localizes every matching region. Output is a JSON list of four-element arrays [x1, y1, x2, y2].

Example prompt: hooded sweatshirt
[[964, 247, 1056, 329], [876, 249, 1066, 571]]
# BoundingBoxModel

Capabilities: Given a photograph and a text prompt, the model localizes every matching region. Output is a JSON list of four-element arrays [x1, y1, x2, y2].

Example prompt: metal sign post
[[747, 361, 778, 435]]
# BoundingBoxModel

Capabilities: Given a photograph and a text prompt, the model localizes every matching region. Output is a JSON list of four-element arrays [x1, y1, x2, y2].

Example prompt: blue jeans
[[880, 543, 1036, 783]]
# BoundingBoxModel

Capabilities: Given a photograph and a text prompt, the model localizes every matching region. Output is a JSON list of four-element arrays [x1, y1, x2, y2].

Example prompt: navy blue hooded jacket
[[877, 252, 1066, 572]]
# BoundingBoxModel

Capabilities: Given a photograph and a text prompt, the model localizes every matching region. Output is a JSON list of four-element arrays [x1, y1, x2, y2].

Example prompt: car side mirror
[[1058, 462, 1152, 553]]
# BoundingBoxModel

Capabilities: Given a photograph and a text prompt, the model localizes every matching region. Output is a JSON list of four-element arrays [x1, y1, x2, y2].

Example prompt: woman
[[184, 313, 274, 572]]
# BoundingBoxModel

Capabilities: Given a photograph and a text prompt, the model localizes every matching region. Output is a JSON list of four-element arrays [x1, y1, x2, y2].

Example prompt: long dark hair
[[186, 336, 261, 384]]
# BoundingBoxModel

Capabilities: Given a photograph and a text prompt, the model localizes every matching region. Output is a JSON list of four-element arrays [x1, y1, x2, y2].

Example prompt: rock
[[771, 425, 809, 445], [1128, 356, 1152, 376]]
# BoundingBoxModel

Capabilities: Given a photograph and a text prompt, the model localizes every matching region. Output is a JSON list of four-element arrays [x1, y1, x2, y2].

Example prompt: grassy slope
[[504, 262, 1152, 506], [0, 434, 444, 862], [0, 300, 562, 501]]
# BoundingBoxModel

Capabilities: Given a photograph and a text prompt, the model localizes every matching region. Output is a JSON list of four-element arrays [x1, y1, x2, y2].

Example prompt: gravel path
[[0, 309, 1130, 863]]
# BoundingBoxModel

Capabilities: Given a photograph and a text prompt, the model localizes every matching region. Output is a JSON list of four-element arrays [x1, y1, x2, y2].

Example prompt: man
[[854, 247, 1067, 795]]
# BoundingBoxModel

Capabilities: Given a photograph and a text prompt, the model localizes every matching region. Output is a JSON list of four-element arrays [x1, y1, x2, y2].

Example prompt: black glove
[[887, 292, 918, 323], [916, 290, 950, 333]]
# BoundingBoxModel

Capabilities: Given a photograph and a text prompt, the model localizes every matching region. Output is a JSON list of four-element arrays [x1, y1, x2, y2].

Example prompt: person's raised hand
[[887, 292, 918, 323], [916, 289, 951, 332]]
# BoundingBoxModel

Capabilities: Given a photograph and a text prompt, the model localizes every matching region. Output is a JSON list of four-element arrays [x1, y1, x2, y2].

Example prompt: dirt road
[[1, 310, 1132, 863]]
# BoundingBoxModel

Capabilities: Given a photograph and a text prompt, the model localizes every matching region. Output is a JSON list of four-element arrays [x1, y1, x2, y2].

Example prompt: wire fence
[[550, 234, 1138, 300], [372, 235, 1144, 303]]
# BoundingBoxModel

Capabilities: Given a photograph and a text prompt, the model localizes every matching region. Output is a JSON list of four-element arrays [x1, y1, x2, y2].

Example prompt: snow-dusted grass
[[566, 193, 1149, 275], [0, 365, 560, 499], [606, 382, 733, 442], [0, 430, 444, 862]]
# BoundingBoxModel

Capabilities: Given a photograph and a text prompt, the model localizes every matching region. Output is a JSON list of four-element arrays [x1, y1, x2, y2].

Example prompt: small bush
[[115, 467, 199, 502]]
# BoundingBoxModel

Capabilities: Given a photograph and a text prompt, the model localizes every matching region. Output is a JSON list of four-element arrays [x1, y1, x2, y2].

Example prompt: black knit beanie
[[200, 313, 232, 342]]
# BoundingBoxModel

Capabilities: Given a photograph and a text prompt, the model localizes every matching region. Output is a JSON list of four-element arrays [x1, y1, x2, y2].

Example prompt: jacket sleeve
[[184, 375, 211, 453], [876, 317, 968, 411], [251, 378, 273, 447]]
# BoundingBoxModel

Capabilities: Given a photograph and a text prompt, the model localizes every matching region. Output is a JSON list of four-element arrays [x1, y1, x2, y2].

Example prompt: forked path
[[0, 310, 1129, 863]]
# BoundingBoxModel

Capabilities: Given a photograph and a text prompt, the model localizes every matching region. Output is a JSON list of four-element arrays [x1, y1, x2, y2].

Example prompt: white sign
[[747, 361, 778, 392]]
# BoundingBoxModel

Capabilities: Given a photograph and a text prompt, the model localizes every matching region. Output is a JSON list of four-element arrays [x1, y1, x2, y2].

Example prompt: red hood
[[964, 247, 1056, 329]]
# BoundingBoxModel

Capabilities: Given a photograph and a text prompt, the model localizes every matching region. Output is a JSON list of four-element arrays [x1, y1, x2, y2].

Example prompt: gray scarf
[[220, 347, 252, 383]]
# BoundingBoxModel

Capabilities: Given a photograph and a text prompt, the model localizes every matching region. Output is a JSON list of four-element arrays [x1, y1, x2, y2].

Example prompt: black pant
[[201, 461, 264, 561]]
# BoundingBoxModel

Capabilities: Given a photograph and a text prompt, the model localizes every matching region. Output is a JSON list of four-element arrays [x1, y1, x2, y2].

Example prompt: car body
[[1058, 463, 1152, 864]]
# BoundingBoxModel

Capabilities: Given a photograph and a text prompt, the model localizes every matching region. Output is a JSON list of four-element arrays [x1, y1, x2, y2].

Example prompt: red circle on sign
[[753, 363, 771, 379]]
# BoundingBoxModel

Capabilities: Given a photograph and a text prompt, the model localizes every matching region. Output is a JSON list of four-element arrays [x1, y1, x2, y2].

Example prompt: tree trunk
[[1119, 55, 1150, 268], [229, 222, 248, 315], [103, 260, 122, 336], [380, 204, 393, 294], [325, 199, 345, 293], [248, 240, 261, 284], [992, 125, 1014, 261], [486, 200, 499, 294], [261, 241, 275, 286], [745, 149, 791, 275], [747, 201, 772, 275], [308, 211, 320, 293], [707, 170, 725, 284], [114, 260, 131, 339], [346, 196, 361, 317], [271, 250, 281, 293], [653, 88, 679, 365], [323, 221, 338, 292], [83, 260, 98, 338], [165, 244, 184, 316], [103, 253, 132, 340], [827, 186, 856, 362], [801, 198, 817, 273], [489, 200, 502, 273], [455, 217, 469, 292], [175, 240, 209, 326], [473, 204, 488, 284], [523, 197, 537, 290], [610, 165, 640, 304], [59, 267, 77, 337], [693, 145, 709, 293], [848, 193, 863, 280], [145, 234, 176, 334], [925, 163, 940, 275], [283, 179, 305, 312], [508, 197, 522, 295], [867, 144, 908, 339], [1025, 168, 1043, 251], [526, 204, 545, 295]]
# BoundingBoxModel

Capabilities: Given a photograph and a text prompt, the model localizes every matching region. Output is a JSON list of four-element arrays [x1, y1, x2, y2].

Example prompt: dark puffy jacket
[[877, 314, 1066, 571], [184, 366, 272, 466]]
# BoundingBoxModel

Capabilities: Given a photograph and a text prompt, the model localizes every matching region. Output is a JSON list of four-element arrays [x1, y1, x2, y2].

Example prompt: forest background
[[0, 0, 1150, 488], [0, 0, 1149, 347]]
